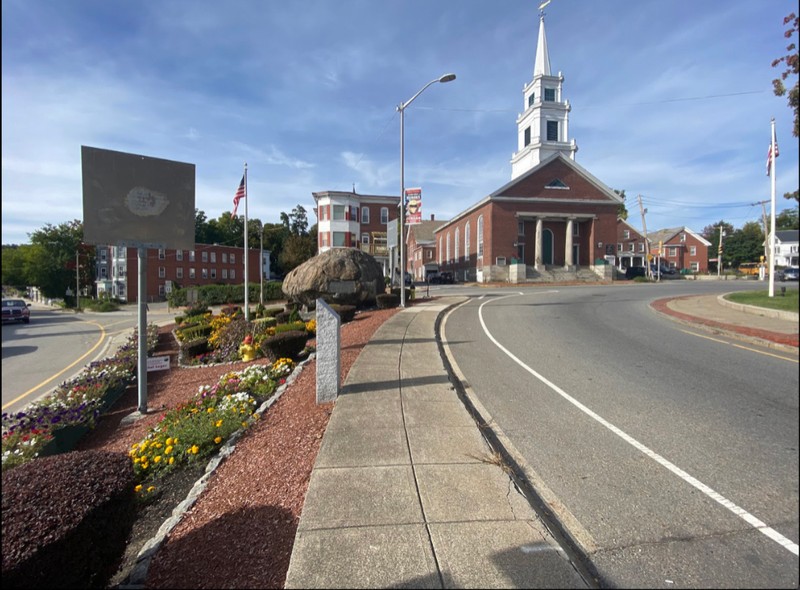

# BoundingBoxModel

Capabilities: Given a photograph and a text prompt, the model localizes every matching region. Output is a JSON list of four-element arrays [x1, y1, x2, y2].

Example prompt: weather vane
[[539, 0, 552, 16]]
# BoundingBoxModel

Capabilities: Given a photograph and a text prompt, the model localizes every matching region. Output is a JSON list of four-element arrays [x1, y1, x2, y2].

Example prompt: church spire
[[510, 8, 578, 180], [533, 15, 551, 77]]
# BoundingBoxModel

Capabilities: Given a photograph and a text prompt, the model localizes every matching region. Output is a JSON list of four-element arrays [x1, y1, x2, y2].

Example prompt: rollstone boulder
[[282, 248, 385, 310]]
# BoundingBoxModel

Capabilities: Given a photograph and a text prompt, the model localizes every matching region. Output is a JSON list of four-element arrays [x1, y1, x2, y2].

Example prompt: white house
[[769, 229, 799, 267]]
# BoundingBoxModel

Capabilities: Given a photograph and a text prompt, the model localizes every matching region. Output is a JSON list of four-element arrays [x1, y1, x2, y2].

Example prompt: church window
[[544, 88, 556, 102], [524, 127, 531, 147], [547, 120, 559, 141], [455, 228, 460, 261], [545, 178, 568, 189], [528, 93, 535, 107], [477, 215, 484, 259], [464, 222, 470, 261]]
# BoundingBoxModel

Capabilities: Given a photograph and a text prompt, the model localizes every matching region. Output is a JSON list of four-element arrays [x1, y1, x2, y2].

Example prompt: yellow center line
[[678, 329, 798, 363], [2, 320, 108, 410]]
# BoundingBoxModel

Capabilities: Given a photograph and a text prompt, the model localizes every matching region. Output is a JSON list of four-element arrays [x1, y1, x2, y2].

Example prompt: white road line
[[478, 293, 799, 556]]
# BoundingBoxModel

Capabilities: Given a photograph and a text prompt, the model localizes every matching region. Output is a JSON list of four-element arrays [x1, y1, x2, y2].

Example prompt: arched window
[[477, 215, 484, 259], [464, 222, 470, 261], [446, 233, 451, 264], [438, 237, 443, 264], [455, 228, 460, 262]]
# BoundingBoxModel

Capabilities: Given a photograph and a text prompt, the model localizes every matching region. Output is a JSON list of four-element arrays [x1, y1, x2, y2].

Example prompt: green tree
[[27, 220, 93, 300], [1, 245, 31, 287], [772, 12, 799, 137], [278, 234, 315, 273], [613, 189, 628, 221], [776, 206, 799, 230], [702, 220, 735, 271], [725, 221, 764, 267], [289, 205, 309, 236]]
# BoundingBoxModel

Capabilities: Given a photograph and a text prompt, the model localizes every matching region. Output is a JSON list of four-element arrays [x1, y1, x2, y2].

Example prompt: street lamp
[[398, 73, 456, 307]]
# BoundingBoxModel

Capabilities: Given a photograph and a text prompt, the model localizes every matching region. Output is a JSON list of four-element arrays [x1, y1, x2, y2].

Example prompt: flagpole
[[244, 163, 250, 320], [768, 118, 776, 298]]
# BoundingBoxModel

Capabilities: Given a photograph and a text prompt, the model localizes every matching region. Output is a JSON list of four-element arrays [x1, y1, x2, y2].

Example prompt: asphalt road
[[441, 282, 799, 588]]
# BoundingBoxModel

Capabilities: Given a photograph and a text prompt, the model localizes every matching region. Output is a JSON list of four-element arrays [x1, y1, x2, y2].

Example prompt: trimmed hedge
[[376, 293, 399, 309], [260, 330, 308, 361], [2, 450, 136, 589], [167, 281, 284, 308]]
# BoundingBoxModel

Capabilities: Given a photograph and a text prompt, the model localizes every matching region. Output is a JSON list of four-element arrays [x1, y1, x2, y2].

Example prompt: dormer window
[[545, 178, 569, 189], [544, 88, 556, 102]]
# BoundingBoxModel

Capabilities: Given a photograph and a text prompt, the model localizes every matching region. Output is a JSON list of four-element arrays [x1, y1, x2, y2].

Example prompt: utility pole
[[638, 194, 651, 279], [76, 250, 81, 310], [717, 224, 726, 279]]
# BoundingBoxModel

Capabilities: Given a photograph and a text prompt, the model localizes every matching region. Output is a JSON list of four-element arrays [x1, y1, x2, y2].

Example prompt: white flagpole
[[244, 163, 250, 320], [768, 119, 776, 298]]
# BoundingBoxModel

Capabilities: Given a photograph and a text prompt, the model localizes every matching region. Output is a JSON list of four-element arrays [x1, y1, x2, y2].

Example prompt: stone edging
[[717, 293, 800, 322], [119, 353, 316, 589]]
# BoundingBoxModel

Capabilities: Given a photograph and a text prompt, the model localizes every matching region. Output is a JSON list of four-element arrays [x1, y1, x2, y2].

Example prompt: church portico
[[515, 211, 596, 271]]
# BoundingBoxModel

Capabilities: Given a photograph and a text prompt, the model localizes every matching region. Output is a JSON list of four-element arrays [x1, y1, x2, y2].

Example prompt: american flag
[[231, 175, 245, 219], [766, 137, 779, 176]]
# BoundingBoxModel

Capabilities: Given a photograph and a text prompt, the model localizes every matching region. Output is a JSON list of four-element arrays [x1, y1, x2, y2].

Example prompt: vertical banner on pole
[[405, 187, 422, 225]]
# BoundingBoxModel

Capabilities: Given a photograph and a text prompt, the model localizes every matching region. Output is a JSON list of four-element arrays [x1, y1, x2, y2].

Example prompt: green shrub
[[328, 304, 356, 323], [180, 338, 209, 362], [260, 330, 308, 361], [274, 320, 306, 334], [376, 293, 399, 309]]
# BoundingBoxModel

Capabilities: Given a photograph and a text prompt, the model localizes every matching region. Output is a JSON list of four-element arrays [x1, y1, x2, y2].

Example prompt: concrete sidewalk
[[285, 297, 588, 589]]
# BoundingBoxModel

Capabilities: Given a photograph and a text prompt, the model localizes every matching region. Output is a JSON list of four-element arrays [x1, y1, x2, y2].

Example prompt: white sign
[[146, 355, 171, 372]]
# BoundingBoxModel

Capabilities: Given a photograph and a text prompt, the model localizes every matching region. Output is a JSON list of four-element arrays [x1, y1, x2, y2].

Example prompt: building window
[[524, 126, 531, 147], [362, 207, 370, 224], [211, 269, 216, 279], [455, 228, 460, 262], [546, 121, 559, 141], [202, 268, 208, 279], [351, 206, 359, 222], [477, 215, 484, 259], [201, 251, 208, 262], [333, 232, 347, 247], [680, 233, 686, 242], [464, 222, 470, 261], [638, 243, 645, 253], [222, 269, 228, 279], [231, 269, 236, 279], [189, 250, 195, 262], [176, 250, 183, 261], [691, 262, 699, 272], [669, 247, 678, 257], [544, 88, 556, 102], [210, 252, 216, 263], [159, 284, 165, 297], [333, 205, 346, 220], [623, 230, 630, 239], [380, 207, 388, 224], [690, 245, 697, 256], [158, 266, 166, 278], [572, 221, 579, 237], [222, 253, 227, 264], [100, 249, 107, 262], [158, 248, 165, 260], [176, 267, 183, 279], [230, 254, 235, 264], [617, 243, 622, 252], [528, 93, 535, 107], [518, 221, 525, 236], [189, 268, 196, 279], [628, 243, 635, 252]]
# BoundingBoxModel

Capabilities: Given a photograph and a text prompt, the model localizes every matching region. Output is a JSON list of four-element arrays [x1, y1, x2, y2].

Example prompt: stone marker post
[[315, 299, 340, 403]]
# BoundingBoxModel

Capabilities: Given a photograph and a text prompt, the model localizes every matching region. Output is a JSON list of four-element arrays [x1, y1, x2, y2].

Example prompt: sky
[[2, 0, 798, 246]]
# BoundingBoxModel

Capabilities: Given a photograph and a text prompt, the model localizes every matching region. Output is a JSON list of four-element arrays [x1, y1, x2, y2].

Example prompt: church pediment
[[493, 154, 622, 204]]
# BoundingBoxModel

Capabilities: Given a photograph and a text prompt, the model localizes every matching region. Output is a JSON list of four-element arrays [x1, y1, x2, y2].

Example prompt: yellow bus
[[738, 262, 768, 276]]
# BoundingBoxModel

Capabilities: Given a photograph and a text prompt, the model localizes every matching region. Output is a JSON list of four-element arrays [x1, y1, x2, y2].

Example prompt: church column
[[565, 217, 574, 270], [535, 218, 544, 271]]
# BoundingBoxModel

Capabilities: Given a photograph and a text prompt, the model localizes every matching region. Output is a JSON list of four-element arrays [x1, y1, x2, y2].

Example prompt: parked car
[[650, 263, 675, 276], [781, 267, 799, 281], [1, 299, 31, 324], [428, 271, 454, 284], [624, 266, 647, 279]]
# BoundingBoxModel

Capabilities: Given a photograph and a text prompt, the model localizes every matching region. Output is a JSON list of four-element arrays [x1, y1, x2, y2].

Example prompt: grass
[[725, 289, 799, 313]]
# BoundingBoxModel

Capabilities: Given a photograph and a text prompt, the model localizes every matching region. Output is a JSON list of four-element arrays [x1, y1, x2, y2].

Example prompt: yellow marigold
[[214, 436, 222, 444], [207, 407, 214, 413], [134, 484, 143, 493], [165, 445, 173, 455], [166, 437, 174, 446], [190, 445, 199, 454], [242, 421, 248, 428], [215, 419, 223, 427], [154, 456, 162, 463], [141, 462, 149, 470], [147, 486, 155, 493], [169, 457, 174, 465]]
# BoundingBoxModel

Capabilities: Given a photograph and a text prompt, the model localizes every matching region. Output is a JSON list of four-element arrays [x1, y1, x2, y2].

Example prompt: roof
[[409, 220, 447, 243], [775, 229, 799, 243], [648, 227, 712, 247]]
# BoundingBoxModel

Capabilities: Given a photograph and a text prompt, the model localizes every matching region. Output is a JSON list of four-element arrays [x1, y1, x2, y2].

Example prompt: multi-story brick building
[[407, 217, 447, 281], [312, 190, 400, 275], [95, 243, 267, 303], [647, 227, 711, 274], [615, 219, 648, 270]]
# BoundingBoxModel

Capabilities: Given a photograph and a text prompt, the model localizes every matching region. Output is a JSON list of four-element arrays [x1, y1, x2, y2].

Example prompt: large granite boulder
[[282, 249, 385, 309]]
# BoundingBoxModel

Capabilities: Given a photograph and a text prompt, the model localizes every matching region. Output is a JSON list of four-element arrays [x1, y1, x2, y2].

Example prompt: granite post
[[315, 298, 340, 403]]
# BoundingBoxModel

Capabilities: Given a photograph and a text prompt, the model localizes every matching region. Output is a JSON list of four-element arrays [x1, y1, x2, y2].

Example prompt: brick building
[[647, 227, 711, 273], [407, 217, 447, 281], [95, 243, 266, 303]]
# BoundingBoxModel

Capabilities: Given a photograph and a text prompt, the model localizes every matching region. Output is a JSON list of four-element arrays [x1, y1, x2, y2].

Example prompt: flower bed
[[1, 324, 159, 471]]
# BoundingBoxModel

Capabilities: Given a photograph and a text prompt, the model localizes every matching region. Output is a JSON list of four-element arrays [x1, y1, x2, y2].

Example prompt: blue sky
[[2, 0, 798, 246]]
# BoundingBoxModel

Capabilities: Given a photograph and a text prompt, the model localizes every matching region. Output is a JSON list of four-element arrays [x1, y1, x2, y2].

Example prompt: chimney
[[430, 214, 435, 221]]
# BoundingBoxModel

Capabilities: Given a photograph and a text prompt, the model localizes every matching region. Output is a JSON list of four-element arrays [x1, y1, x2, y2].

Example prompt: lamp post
[[398, 73, 456, 307]]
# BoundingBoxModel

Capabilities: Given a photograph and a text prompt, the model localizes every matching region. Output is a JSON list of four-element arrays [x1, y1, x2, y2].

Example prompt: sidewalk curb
[[716, 293, 800, 322]]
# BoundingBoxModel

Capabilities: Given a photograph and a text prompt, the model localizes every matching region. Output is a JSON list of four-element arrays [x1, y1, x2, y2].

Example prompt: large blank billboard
[[82, 146, 195, 250]]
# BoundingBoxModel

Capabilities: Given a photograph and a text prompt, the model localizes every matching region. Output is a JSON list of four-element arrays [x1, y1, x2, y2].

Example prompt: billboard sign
[[81, 146, 196, 250], [405, 187, 422, 225]]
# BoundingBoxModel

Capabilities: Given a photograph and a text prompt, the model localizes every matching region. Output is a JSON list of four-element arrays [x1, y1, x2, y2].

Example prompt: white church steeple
[[511, 11, 577, 179]]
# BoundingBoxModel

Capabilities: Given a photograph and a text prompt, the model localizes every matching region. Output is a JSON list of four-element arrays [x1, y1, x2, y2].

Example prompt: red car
[[1, 299, 31, 324]]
